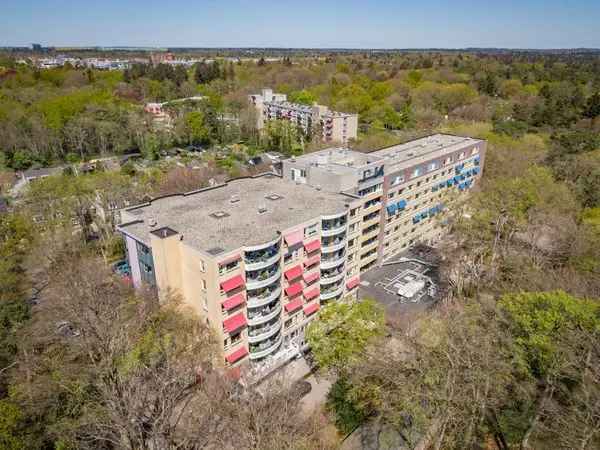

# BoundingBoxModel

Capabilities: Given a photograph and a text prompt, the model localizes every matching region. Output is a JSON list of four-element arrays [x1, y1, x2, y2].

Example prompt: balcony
[[320, 252, 346, 270], [320, 283, 344, 300], [246, 267, 281, 290], [321, 237, 346, 254], [247, 303, 282, 326], [247, 285, 282, 308], [320, 269, 345, 284], [244, 236, 281, 253], [321, 221, 347, 237], [244, 251, 280, 271], [322, 211, 348, 221], [248, 321, 282, 343], [249, 335, 283, 360]]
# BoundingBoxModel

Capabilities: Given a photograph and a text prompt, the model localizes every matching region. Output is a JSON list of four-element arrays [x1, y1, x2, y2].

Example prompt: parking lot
[[358, 246, 443, 323]]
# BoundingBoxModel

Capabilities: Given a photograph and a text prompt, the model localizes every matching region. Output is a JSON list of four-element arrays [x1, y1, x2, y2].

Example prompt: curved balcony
[[247, 285, 282, 308], [244, 236, 281, 253], [322, 211, 348, 221], [244, 252, 281, 271], [249, 335, 283, 360], [320, 252, 346, 270], [320, 270, 345, 285], [247, 303, 282, 326], [246, 268, 281, 290], [321, 239, 346, 254], [320, 284, 344, 300], [321, 223, 347, 237], [248, 322, 282, 344]]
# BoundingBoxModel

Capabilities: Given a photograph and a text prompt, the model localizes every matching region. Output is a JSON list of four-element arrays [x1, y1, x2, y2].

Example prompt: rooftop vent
[[148, 218, 157, 227], [207, 246, 225, 256], [315, 185, 321, 191], [150, 226, 178, 239], [210, 211, 230, 219], [257, 204, 267, 214], [265, 193, 283, 201], [230, 194, 240, 203]]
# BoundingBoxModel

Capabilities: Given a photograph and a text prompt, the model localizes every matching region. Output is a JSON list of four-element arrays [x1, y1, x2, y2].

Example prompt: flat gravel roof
[[119, 174, 353, 255]]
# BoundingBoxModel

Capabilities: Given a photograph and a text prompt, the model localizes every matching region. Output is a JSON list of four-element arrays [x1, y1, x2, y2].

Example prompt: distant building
[[150, 52, 175, 65], [20, 167, 62, 184], [250, 88, 358, 145]]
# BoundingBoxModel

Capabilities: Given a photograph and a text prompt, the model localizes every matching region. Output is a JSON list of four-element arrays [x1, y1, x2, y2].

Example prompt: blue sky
[[1, 0, 599, 48]]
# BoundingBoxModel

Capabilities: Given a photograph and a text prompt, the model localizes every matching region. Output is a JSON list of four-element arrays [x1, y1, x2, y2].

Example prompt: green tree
[[306, 298, 384, 372], [183, 111, 210, 144], [500, 290, 600, 378], [583, 92, 600, 119], [288, 90, 316, 105]]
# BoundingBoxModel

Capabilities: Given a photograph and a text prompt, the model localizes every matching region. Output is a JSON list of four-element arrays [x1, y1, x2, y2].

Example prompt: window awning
[[303, 302, 320, 316], [218, 254, 241, 266], [285, 282, 303, 298], [304, 255, 320, 268], [303, 271, 320, 284], [304, 287, 320, 300], [284, 229, 303, 247], [225, 346, 248, 364], [223, 312, 247, 333], [222, 292, 245, 310], [284, 297, 303, 313], [304, 239, 321, 253], [397, 199, 407, 210], [284, 265, 303, 281], [220, 274, 244, 293], [346, 276, 360, 290], [386, 204, 397, 215]]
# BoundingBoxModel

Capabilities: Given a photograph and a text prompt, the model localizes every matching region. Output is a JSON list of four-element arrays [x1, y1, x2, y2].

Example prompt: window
[[350, 207, 360, 217], [304, 223, 318, 237], [388, 192, 395, 199], [392, 175, 404, 186], [471, 147, 479, 155], [444, 156, 452, 166], [199, 260, 206, 272], [428, 162, 438, 172], [410, 167, 421, 179], [459, 152, 465, 160], [201, 279, 207, 290], [203, 296, 208, 311]]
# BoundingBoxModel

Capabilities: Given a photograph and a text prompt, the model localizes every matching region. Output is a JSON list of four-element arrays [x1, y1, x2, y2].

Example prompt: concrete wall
[[125, 234, 142, 288]]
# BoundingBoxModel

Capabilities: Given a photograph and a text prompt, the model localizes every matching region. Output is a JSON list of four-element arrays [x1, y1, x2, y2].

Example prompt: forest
[[0, 50, 599, 449]]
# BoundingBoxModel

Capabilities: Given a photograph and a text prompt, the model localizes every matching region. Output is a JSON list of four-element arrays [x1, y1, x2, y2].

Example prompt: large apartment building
[[117, 134, 485, 376], [250, 89, 358, 145]]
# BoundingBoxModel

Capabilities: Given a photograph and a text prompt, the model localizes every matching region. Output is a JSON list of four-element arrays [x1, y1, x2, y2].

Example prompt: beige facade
[[119, 175, 362, 376]]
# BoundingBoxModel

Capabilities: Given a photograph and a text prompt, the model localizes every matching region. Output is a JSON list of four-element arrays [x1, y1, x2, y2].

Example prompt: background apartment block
[[249, 88, 358, 145], [118, 134, 485, 376]]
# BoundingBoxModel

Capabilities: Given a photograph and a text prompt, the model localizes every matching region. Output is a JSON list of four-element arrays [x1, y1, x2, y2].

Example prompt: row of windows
[[408, 147, 479, 180]]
